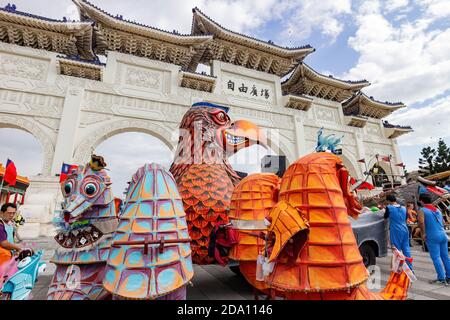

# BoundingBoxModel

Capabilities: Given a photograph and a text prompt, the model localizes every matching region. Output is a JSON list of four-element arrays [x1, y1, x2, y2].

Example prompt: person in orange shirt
[[0, 203, 22, 266], [406, 202, 421, 239], [407, 203, 417, 223]]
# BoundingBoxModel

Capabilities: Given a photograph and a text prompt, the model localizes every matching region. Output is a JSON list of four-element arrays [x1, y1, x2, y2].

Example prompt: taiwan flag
[[59, 163, 78, 183], [356, 181, 375, 191], [3, 159, 17, 186]]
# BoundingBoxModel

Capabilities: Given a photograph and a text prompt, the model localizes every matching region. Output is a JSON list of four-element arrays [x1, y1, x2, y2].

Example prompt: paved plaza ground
[[27, 237, 450, 300]]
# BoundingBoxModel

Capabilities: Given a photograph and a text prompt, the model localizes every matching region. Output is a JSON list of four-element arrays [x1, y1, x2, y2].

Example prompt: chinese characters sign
[[222, 73, 274, 103]]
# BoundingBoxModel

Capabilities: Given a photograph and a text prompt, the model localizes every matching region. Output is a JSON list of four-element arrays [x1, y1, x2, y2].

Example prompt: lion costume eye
[[64, 181, 73, 195], [84, 183, 97, 196]]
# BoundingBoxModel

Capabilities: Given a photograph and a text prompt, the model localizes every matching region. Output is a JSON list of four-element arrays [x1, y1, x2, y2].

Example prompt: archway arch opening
[[73, 120, 176, 166], [94, 132, 173, 198], [339, 154, 360, 179], [370, 163, 391, 188], [0, 128, 43, 177]]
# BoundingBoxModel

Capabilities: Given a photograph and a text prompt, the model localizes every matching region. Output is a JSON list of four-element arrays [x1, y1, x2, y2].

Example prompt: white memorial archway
[[0, 3, 411, 238]]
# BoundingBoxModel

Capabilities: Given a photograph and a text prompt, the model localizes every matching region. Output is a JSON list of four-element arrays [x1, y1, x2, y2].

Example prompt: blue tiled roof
[[282, 63, 369, 86], [57, 55, 105, 67], [382, 121, 412, 129], [366, 94, 404, 106], [181, 69, 217, 79], [80, 0, 209, 37], [192, 7, 314, 52], [0, 3, 91, 24]]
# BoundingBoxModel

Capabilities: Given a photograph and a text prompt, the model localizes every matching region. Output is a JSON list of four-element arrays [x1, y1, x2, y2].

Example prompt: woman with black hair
[[418, 193, 450, 285], [0, 203, 22, 266], [384, 194, 412, 269]]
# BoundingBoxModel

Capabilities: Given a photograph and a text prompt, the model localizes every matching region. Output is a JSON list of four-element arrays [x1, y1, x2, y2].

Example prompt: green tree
[[418, 146, 436, 175], [433, 139, 450, 173]]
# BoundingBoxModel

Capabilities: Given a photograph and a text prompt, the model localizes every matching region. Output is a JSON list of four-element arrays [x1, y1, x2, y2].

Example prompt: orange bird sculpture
[[229, 152, 412, 300], [170, 102, 266, 264]]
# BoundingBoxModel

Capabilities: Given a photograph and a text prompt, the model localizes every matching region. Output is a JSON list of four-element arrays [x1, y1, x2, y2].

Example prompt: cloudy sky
[[0, 0, 449, 195]]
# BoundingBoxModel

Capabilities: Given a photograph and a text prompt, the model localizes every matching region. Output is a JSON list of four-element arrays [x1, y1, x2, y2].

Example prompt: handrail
[[112, 238, 191, 254]]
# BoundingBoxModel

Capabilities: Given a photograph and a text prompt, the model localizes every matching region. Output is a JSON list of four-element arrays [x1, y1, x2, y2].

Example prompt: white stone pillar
[[211, 60, 223, 96], [19, 176, 61, 239], [354, 129, 367, 179], [293, 116, 307, 157], [391, 138, 405, 182], [102, 50, 118, 84], [50, 86, 84, 175]]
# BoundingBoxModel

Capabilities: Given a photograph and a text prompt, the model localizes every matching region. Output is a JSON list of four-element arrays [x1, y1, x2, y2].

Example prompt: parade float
[[229, 152, 412, 300], [42, 102, 417, 300], [0, 1, 420, 301], [0, 2, 412, 240], [169, 102, 266, 265], [47, 156, 192, 300]]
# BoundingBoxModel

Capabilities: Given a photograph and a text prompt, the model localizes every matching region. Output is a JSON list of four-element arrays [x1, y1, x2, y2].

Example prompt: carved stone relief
[[365, 123, 381, 136], [0, 89, 63, 118], [314, 105, 338, 123], [0, 53, 48, 81], [125, 67, 161, 90], [82, 90, 185, 124]]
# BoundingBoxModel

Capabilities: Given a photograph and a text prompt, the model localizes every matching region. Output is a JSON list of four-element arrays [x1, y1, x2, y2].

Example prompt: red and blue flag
[[60, 163, 78, 183], [3, 159, 17, 186]]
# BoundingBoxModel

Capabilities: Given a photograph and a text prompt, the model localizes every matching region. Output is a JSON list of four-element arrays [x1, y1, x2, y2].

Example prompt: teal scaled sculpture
[[315, 127, 344, 154]]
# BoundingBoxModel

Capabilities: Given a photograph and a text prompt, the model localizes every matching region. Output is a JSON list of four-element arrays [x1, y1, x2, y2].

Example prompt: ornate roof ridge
[[191, 7, 314, 53], [382, 121, 412, 129], [282, 62, 370, 88], [343, 111, 368, 119], [0, 4, 91, 25], [75, 0, 212, 39], [282, 93, 314, 100], [343, 92, 405, 108], [57, 55, 105, 67], [180, 69, 217, 79]]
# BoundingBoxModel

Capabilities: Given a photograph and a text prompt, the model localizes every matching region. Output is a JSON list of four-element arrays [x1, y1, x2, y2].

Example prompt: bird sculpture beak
[[223, 120, 268, 154]]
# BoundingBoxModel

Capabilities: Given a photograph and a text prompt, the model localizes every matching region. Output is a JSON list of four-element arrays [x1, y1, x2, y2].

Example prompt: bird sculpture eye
[[84, 183, 97, 196], [212, 111, 228, 124]]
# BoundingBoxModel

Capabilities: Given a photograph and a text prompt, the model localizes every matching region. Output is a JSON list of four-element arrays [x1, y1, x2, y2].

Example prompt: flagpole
[[375, 154, 380, 187], [0, 158, 5, 202], [0, 178, 4, 202], [364, 160, 369, 177], [388, 154, 394, 190]]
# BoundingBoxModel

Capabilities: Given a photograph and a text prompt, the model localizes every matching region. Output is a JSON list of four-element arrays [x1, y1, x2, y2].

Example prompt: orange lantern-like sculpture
[[230, 152, 411, 300]]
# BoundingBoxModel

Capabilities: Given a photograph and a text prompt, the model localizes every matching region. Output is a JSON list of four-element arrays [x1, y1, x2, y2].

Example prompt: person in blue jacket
[[384, 194, 413, 269], [418, 193, 450, 285]]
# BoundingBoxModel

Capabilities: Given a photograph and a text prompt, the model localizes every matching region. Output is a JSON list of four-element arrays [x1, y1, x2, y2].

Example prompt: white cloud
[[389, 96, 450, 147], [280, 0, 352, 43], [385, 0, 409, 12], [0, 0, 355, 50], [343, 1, 450, 105], [418, 0, 450, 19], [0, 0, 281, 35]]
